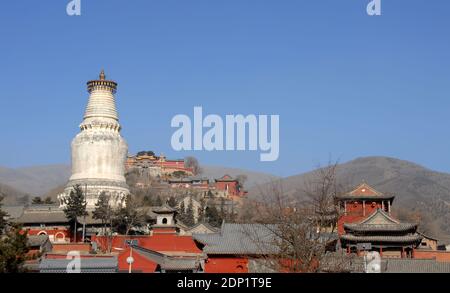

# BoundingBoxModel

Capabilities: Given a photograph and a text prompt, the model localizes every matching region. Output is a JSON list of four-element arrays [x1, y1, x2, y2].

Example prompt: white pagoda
[[58, 70, 130, 209]]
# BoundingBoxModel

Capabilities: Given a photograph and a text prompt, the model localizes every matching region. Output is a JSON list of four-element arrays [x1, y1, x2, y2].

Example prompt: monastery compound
[[3, 72, 450, 273]]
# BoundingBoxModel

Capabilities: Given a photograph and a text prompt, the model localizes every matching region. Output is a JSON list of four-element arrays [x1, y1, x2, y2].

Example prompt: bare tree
[[235, 174, 248, 190], [246, 161, 352, 272], [92, 192, 115, 252], [114, 194, 146, 236], [185, 156, 202, 175]]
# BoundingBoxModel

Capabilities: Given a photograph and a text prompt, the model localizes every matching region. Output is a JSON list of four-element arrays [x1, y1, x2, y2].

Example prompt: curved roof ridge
[[359, 208, 399, 225]]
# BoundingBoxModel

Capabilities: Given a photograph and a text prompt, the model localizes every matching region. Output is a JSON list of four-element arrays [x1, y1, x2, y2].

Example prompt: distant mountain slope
[[0, 181, 29, 205], [0, 165, 71, 196], [273, 156, 450, 206], [249, 156, 450, 241]]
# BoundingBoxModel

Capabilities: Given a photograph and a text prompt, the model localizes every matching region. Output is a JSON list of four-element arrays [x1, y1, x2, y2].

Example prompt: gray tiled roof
[[318, 253, 364, 273], [132, 245, 202, 271], [27, 235, 50, 247], [320, 256, 450, 273], [39, 257, 118, 273], [417, 232, 439, 242], [2, 205, 25, 219], [214, 175, 237, 182], [160, 258, 200, 271], [168, 178, 194, 183], [344, 209, 418, 233], [193, 223, 279, 255], [186, 222, 219, 234], [190, 176, 210, 181], [337, 183, 395, 200], [14, 210, 68, 224], [383, 259, 450, 273], [13, 206, 103, 225]]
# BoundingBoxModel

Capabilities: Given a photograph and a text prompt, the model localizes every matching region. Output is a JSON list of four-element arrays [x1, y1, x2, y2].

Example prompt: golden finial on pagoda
[[87, 69, 117, 93]]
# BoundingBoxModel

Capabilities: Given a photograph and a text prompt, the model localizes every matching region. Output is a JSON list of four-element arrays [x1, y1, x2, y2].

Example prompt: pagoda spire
[[99, 69, 106, 80], [81, 70, 121, 130]]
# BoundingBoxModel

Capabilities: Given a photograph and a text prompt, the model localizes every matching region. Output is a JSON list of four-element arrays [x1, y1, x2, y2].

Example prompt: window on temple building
[[162, 218, 168, 224]]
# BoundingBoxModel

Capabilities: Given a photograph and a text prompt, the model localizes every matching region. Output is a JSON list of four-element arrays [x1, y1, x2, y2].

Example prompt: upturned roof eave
[[339, 234, 423, 244], [343, 223, 418, 233], [336, 194, 395, 200]]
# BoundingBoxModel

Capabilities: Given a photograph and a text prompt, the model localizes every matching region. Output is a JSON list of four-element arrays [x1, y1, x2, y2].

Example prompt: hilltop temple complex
[[3, 72, 450, 273], [126, 152, 194, 178]]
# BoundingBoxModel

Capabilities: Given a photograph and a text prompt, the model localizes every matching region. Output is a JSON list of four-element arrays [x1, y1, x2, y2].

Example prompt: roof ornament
[[99, 69, 106, 80]]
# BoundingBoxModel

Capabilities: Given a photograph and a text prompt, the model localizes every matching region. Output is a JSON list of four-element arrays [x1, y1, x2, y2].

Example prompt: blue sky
[[0, 0, 449, 177]]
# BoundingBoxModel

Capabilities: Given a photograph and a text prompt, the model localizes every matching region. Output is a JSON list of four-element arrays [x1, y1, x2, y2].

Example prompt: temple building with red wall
[[337, 183, 422, 258], [214, 175, 247, 197], [192, 223, 278, 273], [13, 205, 72, 243], [91, 206, 204, 273], [336, 182, 395, 234]]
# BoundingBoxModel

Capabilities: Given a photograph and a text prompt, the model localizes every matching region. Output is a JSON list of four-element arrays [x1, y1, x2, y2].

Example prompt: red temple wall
[[215, 181, 239, 195], [51, 243, 91, 253], [204, 256, 248, 273], [117, 247, 157, 273], [92, 234, 202, 254], [345, 201, 383, 217], [23, 227, 72, 242], [414, 250, 450, 262], [338, 201, 385, 234]]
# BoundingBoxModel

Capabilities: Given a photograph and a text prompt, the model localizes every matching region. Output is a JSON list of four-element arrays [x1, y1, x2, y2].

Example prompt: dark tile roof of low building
[[417, 232, 439, 242], [2, 205, 25, 219], [132, 245, 202, 271], [383, 258, 450, 273], [14, 210, 68, 224], [187, 222, 219, 233], [168, 178, 194, 184], [27, 235, 51, 247], [39, 256, 118, 273], [193, 223, 279, 255], [320, 256, 450, 273]]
